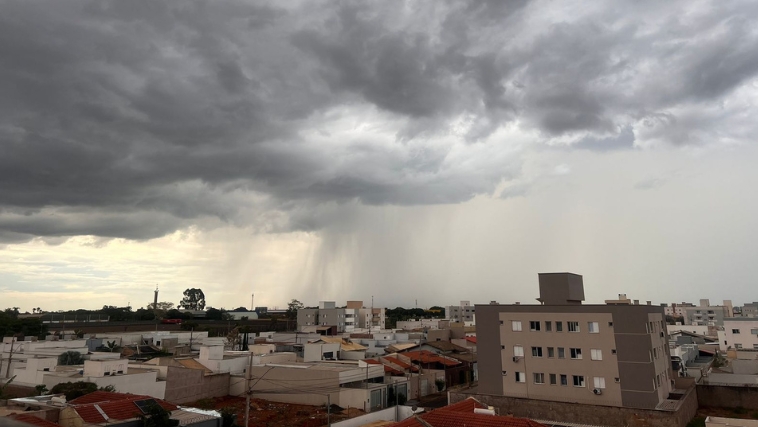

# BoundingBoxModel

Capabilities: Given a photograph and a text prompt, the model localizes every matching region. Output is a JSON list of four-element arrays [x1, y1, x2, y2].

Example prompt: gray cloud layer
[[1, 0, 757, 241]]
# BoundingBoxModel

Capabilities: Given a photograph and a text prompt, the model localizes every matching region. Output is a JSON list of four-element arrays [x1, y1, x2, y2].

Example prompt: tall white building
[[447, 301, 475, 323]]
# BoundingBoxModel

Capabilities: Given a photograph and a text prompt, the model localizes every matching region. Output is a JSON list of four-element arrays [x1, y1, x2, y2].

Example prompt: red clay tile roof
[[72, 393, 178, 424], [69, 390, 142, 405], [389, 398, 549, 427], [383, 356, 420, 372], [365, 358, 405, 375], [9, 414, 62, 427], [403, 350, 460, 366], [465, 336, 477, 344]]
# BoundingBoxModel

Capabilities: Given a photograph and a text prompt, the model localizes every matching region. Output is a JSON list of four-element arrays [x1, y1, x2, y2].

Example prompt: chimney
[[153, 285, 159, 308]]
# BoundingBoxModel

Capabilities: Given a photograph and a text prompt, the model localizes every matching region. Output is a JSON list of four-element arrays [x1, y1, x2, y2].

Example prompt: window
[[591, 349, 603, 360], [514, 345, 524, 357], [588, 322, 599, 333], [732, 329, 741, 334], [573, 375, 585, 387], [568, 321, 580, 332], [736, 343, 743, 349], [515, 372, 525, 383], [512, 321, 522, 331], [547, 347, 555, 358], [751, 329, 758, 335], [549, 374, 557, 385], [560, 374, 568, 386], [653, 347, 658, 359], [546, 321, 552, 331], [502, 371, 507, 375], [501, 345, 505, 349], [500, 320, 504, 325], [593, 377, 606, 389], [534, 373, 545, 384], [530, 321, 541, 331], [753, 344, 758, 350], [614, 377, 620, 383], [608, 322, 614, 327], [570, 348, 582, 359], [556, 321, 563, 332], [532, 347, 543, 357], [611, 349, 617, 355], [558, 347, 566, 359]]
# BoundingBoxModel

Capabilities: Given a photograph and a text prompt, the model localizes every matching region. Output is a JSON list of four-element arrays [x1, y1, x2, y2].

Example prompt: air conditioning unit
[[512, 356, 520, 362], [593, 388, 603, 395]]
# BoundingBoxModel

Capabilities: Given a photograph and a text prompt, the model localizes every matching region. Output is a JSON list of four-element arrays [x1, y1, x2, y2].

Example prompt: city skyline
[[2, 1, 758, 310]]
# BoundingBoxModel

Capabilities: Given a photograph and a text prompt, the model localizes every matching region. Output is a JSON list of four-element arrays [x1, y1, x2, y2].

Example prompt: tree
[[285, 299, 304, 320], [34, 384, 48, 396], [205, 308, 223, 321], [58, 351, 84, 365], [219, 407, 237, 427], [50, 381, 98, 400], [136, 400, 179, 427], [148, 302, 175, 319], [179, 289, 206, 310]]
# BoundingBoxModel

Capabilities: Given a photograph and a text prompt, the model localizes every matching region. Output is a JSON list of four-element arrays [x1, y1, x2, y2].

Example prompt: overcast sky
[[2, 0, 757, 312]]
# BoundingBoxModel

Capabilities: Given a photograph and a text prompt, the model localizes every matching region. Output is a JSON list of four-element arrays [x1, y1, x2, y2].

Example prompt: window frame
[[512, 321, 522, 332], [573, 375, 585, 387], [568, 321, 580, 332], [570, 348, 583, 359]]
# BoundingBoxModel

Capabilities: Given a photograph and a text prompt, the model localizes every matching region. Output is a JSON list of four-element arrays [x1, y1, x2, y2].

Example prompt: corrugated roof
[[423, 341, 469, 353], [313, 336, 367, 351], [403, 350, 461, 367], [176, 358, 213, 374]]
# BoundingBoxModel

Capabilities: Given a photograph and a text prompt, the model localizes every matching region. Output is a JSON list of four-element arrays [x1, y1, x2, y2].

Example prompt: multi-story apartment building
[[297, 301, 357, 333], [719, 318, 758, 351], [663, 303, 695, 319], [347, 301, 386, 330], [447, 301, 475, 323], [683, 299, 733, 326], [298, 300, 386, 333], [741, 302, 758, 318], [476, 273, 673, 410]]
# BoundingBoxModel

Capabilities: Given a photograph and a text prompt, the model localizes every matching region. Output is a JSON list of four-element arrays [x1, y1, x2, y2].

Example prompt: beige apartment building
[[476, 273, 673, 410]]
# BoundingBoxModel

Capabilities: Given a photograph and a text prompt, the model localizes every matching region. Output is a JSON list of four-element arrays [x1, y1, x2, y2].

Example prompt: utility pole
[[5, 337, 16, 378], [244, 351, 253, 427]]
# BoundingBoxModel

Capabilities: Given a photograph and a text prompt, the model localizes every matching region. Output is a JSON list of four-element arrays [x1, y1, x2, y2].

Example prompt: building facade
[[447, 301, 475, 323], [719, 318, 758, 351], [683, 300, 733, 326], [476, 273, 673, 410]]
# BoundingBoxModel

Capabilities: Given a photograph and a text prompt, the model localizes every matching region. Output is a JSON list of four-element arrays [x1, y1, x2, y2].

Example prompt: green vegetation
[[286, 299, 304, 320], [0, 308, 47, 338], [58, 350, 84, 365], [385, 306, 446, 329], [34, 384, 48, 396], [137, 400, 179, 427], [50, 381, 98, 400], [219, 407, 237, 427], [179, 288, 206, 310], [686, 416, 705, 427]]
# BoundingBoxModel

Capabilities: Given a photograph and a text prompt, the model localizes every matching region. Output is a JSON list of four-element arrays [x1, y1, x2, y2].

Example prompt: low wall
[[697, 384, 758, 409], [450, 387, 698, 427], [331, 406, 415, 427]]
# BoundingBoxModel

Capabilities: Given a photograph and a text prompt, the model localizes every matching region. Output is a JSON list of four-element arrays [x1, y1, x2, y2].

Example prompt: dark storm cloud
[[0, 0, 756, 241]]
